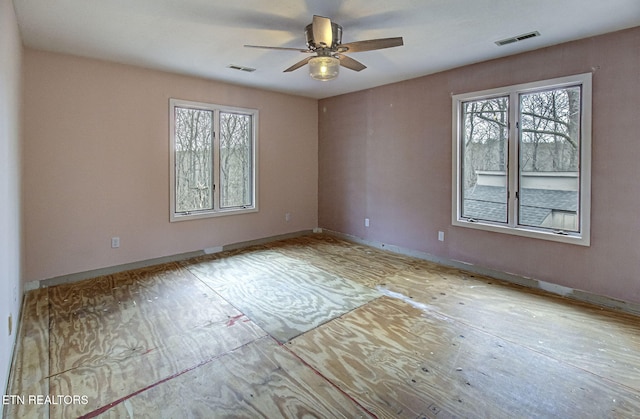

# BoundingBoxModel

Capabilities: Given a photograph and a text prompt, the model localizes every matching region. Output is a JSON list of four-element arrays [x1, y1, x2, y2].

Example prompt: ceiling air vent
[[495, 31, 540, 46], [227, 64, 256, 72]]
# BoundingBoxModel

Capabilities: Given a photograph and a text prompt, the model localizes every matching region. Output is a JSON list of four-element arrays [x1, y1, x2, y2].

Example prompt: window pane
[[174, 107, 213, 213], [519, 86, 581, 231], [219, 112, 253, 208], [460, 97, 509, 223]]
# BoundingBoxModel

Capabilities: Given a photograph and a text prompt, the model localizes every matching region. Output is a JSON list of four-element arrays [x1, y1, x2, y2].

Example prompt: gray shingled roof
[[463, 185, 577, 226]]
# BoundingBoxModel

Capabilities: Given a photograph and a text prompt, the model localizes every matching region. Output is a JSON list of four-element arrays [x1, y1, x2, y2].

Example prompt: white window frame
[[169, 98, 258, 222], [452, 73, 592, 246]]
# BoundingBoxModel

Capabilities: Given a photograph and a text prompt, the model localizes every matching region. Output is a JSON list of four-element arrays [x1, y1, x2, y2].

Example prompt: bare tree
[[174, 107, 213, 212], [462, 86, 581, 188], [220, 112, 252, 208], [520, 87, 580, 172], [462, 97, 508, 188]]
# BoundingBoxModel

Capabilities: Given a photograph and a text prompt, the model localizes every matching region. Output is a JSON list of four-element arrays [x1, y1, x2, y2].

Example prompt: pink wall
[[23, 50, 318, 282], [0, 0, 23, 405], [319, 27, 640, 304]]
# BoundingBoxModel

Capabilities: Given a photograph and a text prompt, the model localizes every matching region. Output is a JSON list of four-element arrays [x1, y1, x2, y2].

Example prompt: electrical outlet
[[438, 231, 445, 241], [365, 218, 370, 227], [111, 237, 120, 248], [285, 212, 291, 222]]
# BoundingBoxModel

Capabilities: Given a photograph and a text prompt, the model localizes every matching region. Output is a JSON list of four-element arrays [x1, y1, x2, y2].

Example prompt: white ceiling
[[13, 0, 640, 99]]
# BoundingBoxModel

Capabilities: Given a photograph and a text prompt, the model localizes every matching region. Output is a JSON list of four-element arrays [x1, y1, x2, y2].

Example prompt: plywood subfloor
[[5, 234, 640, 418], [184, 249, 380, 342]]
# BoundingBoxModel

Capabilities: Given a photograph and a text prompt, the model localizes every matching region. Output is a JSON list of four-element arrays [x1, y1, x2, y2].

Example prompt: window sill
[[452, 217, 590, 246], [170, 206, 258, 222]]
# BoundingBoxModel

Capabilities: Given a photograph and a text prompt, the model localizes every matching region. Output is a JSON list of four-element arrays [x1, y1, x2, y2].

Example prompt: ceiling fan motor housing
[[305, 22, 342, 50]]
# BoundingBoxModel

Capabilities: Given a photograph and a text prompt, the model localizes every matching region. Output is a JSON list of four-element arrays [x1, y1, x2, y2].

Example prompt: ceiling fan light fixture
[[308, 56, 339, 81]]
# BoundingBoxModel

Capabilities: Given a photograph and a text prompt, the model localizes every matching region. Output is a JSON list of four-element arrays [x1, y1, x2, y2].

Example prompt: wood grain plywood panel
[[7, 234, 640, 418], [4, 288, 50, 419], [268, 235, 414, 288], [186, 250, 380, 342], [46, 263, 266, 418], [380, 259, 640, 392], [93, 337, 371, 418], [289, 296, 640, 418]]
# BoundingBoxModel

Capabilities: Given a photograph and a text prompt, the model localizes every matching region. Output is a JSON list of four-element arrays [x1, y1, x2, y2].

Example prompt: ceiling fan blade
[[312, 15, 333, 48], [244, 45, 311, 53], [340, 37, 404, 53], [336, 54, 366, 72], [284, 56, 313, 72]]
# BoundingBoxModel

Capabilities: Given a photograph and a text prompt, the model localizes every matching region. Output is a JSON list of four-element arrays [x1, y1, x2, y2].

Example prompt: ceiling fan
[[244, 15, 404, 81]]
